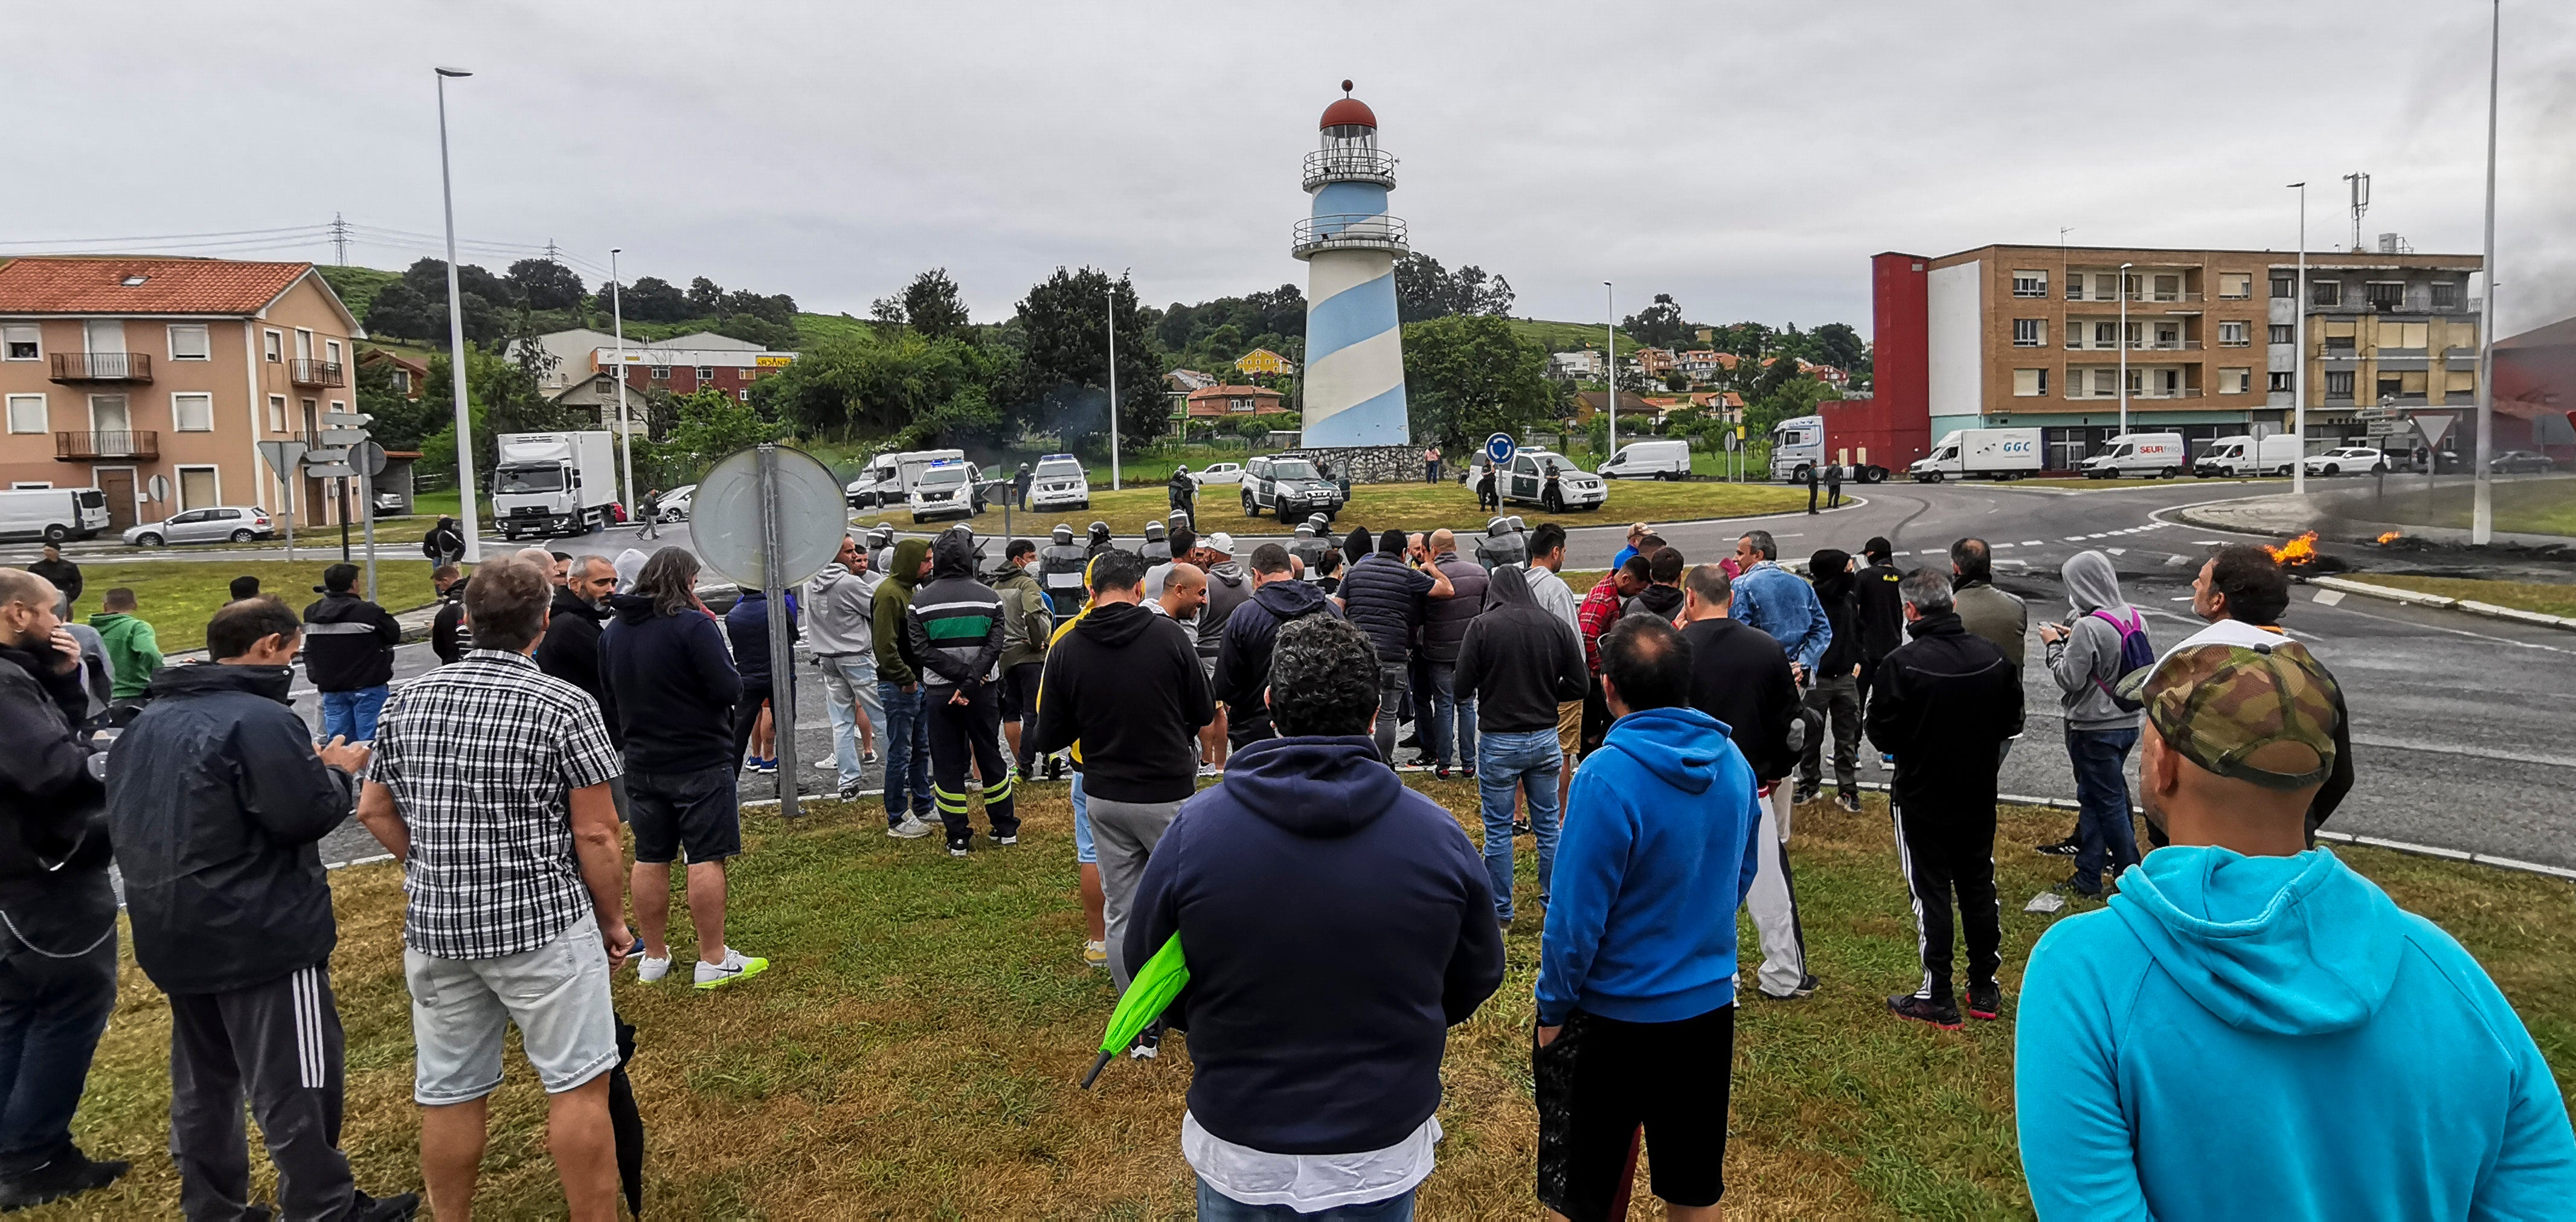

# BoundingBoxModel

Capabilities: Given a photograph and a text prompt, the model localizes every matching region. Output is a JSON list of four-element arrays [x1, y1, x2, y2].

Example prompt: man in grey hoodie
[[806, 535, 883, 800], [2040, 550, 2151, 896]]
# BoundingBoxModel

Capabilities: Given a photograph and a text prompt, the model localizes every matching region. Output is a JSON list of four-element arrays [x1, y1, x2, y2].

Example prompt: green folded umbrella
[[1081, 933, 1189, 1089]]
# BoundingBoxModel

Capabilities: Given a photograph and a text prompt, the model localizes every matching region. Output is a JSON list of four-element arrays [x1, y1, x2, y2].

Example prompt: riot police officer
[[1288, 514, 1334, 582], [1474, 515, 1528, 571], [1140, 518, 1171, 565], [868, 523, 897, 574], [1085, 520, 1121, 562], [1039, 523, 1090, 615]]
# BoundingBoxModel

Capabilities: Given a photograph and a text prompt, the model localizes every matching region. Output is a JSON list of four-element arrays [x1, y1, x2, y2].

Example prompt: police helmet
[[1294, 521, 1314, 538], [1143, 519, 1166, 541], [1487, 516, 1509, 536], [1306, 513, 1331, 532], [1052, 523, 1074, 545], [1088, 521, 1111, 542], [1506, 516, 1526, 532]]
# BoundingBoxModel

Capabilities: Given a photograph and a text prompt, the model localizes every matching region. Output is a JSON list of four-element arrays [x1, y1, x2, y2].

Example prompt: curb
[[2308, 576, 2576, 633]]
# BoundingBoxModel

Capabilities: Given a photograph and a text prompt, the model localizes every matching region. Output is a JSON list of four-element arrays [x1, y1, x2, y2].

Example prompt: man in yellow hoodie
[[1044, 556, 1110, 968]]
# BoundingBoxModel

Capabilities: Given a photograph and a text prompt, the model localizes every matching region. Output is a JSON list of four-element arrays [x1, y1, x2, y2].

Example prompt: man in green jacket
[[993, 539, 1055, 780], [871, 538, 935, 837], [88, 588, 162, 704]]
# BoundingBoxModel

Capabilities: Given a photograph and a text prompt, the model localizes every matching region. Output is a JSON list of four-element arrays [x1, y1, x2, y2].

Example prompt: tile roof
[[0, 256, 316, 316]]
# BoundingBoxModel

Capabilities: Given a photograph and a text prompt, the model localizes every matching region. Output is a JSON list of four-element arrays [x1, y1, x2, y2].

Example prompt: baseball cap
[[1206, 532, 1235, 556], [2118, 641, 2340, 789]]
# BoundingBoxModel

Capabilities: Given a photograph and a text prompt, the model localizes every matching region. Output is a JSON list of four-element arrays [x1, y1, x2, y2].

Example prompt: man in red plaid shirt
[[1575, 557, 1651, 757]]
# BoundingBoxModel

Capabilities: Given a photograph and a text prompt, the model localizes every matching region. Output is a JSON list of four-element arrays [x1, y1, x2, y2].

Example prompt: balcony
[[1302, 147, 1398, 191], [2063, 291, 2203, 304], [55, 430, 158, 460], [289, 359, 344, 388], [48, 352, 151, 383], [1292, 213, 1408, 260]]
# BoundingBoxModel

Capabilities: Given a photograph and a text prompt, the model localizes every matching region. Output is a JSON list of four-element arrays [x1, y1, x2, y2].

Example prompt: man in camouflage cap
[[2014, 641, 2576, 1218]]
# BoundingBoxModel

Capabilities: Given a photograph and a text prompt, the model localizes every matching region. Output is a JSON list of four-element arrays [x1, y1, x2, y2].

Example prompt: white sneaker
[[887, 816, 933, 839], [694, 947, 769, 990], [635, 954, 672, 983], [814, 757, 838, 771]]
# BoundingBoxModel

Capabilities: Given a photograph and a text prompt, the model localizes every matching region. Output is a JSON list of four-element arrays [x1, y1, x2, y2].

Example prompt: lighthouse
[[1293, 82, 1410, 448]]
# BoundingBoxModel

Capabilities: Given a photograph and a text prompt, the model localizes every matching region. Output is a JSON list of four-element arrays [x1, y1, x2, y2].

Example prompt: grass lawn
[[68, 559, 441, 654], [2347, 574, 2576, 619], [902, 481, 1809, 541], [52, 785, 2572, 1218], [2344, 478, 2576, 538]]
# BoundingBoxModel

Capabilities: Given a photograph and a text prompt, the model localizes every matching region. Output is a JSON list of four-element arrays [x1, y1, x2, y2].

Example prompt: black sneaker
[[1433, 764, 1452, 780], [0, 1150, 131, 1212], [1129, 1023, 1164, 1060], [1836, 791, 1863, 814], [355, 1189, 423, 1221], [1887, 994, 1964, 1031], [1967, 982, 2003, 1021], [947, 840, 971, 859], [1792, 781, 1820, 805], [2034, 837, 2081, 857], [1511, 820, 1532, 837], [1044, 757, 1062, 782], [1760, 973, 1821, 1001], [2060, 873, 2104, 899], [837, 779, 864, 802]]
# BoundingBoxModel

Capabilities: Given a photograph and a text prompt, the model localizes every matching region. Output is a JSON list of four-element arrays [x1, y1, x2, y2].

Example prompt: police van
[[1028, 454, 1091, 512], [907, 459, 986, 524]]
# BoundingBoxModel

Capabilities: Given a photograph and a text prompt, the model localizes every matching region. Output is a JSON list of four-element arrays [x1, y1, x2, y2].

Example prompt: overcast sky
[[11, 1, 2574, 339]]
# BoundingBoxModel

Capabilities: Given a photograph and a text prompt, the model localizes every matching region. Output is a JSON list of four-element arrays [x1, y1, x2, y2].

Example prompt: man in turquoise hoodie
[[2017, 640, 2575, 1219], [1535, 616, 1761, 1222]]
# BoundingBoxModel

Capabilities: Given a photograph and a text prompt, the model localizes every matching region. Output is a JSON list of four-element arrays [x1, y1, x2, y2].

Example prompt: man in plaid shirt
[[1575, 557, 1650, 758], [355, 558, 632, 1221]]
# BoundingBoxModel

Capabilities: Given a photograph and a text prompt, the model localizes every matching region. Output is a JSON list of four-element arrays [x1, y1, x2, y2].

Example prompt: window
[[2012, 318, 2044, 347], [2383, 322, 2429, 350], [737, 388, 751, 402], [2398, 370, 2427, 395], [649, 365, 670, 380], [2125, 321, 2142, 349], [2220, 367, 2252, 394], [1, 324, 36, 361], [325, 339, 341, 365], [2155, 323, 2180, 349], [2270, 324, 2294, 344], [167, 324, 210, 361], [2448, 370, 2477, 393], [4, 394, 43, 433], [2218, 272, 2253, 299], [2311, 280, 2342, 307], [172, 393, 214, 432], [695, 365, 715, 379], [2013, 368, 2048, 396], [2218, 321, 2250, 347], [267, 394, 287, 434], [2012, 270, 2048, 298], [391, 368, 411, 393], [2269, 371, 2295, 392], [2366, 281, 2405, 310], [2094, 321, 2118, 348], [263, 330, 283, 361], [294, 329, 313, 362], [2431, 280, 2459, 308], [2065, 275, 2084, 301], [2098, 272, 2122, 300], [2092, 368, 2117, 396], [2126, 367, 2144, 394], [2325, 370, 2356, 399], [2272, 275, 2297, 298], [2153, 274, 2180, 301]]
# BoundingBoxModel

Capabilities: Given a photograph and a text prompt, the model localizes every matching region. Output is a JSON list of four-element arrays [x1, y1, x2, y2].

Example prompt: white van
[[846, 448, 966, 509], [0, 487, 111, 543], [1597, 439, 1691, 481], [2194, 434, 2302, 478], [2080, 432, 2189, 479]]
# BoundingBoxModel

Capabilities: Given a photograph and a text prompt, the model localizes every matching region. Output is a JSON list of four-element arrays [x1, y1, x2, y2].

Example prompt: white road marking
[[1993, 541, 2016, 548], [2312, 589, 2347, 606], [2021, 540, 2043, 545], [2107, 547, 2126, 555]]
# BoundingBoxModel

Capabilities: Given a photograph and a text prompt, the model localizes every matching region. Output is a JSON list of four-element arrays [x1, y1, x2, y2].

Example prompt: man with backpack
[[2041, 550, 2153, 898]]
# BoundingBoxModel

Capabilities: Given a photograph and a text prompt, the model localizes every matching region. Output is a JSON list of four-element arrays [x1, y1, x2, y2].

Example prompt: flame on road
[[2267, 530, 2321, 566], [2376, 530, 2403, 544]]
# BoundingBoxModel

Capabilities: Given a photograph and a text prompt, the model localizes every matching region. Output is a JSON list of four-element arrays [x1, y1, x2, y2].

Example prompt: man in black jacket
[[106, 596, 417, 1221], [0, 568, 125, 1211], [1337, 529, 1456, 764], [1677, 563, 1813, 1003], [1030, 549, 1213, 994], [1799, 548, 1865, 811], [1451, 565, 1587, 924], [1418, 529, 1488, 779], [420, 516, 466, 576], [303, 563, 401, 742], [27, 545, 79, 617], [1212, 544, 1340, 749], [1864, 568, 2023, 1030], [429, 565, 466, 666], [1852, 537, 1904, 716], [538, 555, 625, 820]]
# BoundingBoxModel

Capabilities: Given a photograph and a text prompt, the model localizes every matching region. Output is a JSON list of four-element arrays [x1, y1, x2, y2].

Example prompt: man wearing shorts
[[354, 558, 638, 1220], [1536, 618, 1761, 1222]]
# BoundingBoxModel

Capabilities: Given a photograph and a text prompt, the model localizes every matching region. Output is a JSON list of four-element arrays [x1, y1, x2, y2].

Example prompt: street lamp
[[2472, 0, 2501, 544], [610, 247, 635, 521], [2290, 183, 2308, 495], [1104, 280, 1120, 492], [2117, 262, 2133, 439], [1602, 281, 1616, 461], [434, 66, 478, 563]]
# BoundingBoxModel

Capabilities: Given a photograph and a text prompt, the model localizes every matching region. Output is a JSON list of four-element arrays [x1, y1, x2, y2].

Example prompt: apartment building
[[0, 256, 364, 530], [1872, 245, 2483, 470]]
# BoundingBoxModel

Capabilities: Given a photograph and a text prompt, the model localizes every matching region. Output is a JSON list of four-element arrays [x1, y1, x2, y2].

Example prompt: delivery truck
[[1768, 397, 1929, 484], [492, 431, 620, 539], [1909, 428, 2044, 482], [2078, 431, 2190, 479], [845, 448, 966, 509], [2193, 433, 2302, 478]]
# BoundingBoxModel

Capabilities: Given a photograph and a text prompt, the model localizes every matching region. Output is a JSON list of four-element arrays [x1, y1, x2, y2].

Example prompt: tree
[[1710, 321, 1773, 358], [1622, 293, 1692, 349], [634, 387, 788, 484], [1745, 375, 1835, 437], [1393, 253, 1514, 323], [624, 276, 689, 323], [506, 259, 586, 311], [1661, 370, 1691, 392], [1808, 321, 1866, 372], [411, 347, 578, 490], [352, 355, 446, 451], [362, 269, 499, 347], [684, 277, 724, 316], [1401, 314, 1565, 455], [900, 268, 969, 339], [1011, 266, 1166, 456], [711, 314, 794, 350]]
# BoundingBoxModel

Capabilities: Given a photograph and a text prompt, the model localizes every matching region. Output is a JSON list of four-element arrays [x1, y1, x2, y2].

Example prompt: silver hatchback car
[[124, 506, 275, 547]]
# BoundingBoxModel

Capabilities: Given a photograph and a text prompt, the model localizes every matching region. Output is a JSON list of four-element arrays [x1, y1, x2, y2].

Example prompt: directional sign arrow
[[317, 428, 370, 446]]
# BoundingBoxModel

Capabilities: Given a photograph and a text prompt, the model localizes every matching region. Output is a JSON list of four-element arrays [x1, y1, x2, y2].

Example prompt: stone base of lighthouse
[[1290, 444, 1418, 486]]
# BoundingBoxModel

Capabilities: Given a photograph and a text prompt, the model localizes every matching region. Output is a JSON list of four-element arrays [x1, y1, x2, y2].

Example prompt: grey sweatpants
[[1090, 796, 1183, 992], [169, 962, 359, 1221], [1747, 785, 1810, 997]]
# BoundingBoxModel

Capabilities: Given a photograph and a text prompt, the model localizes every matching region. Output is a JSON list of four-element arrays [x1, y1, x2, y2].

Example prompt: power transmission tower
[[330, 213, 349, 265]]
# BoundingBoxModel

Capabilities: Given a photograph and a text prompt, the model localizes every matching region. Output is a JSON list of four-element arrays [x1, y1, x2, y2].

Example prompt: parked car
[[2490, 449, 2556, 474], [1027, 455, 1091, 512], [657, 484, 695, 522], [1240, 455, 1344, 520], [124, 506, 275, 547], [907, 460, 985, 524], [372, 490, 407, 516], [2302, 446, 2392, 477], [1596, 439, 1692, 481], [1497, 449, 1608, 512], [1190, 462, 1245, 487]]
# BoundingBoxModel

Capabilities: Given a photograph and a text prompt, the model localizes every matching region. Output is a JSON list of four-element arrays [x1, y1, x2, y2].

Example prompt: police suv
[[907, 459, 986, 524], [1028, 454, 1091, 512], [1240, 454, 1346, 520]]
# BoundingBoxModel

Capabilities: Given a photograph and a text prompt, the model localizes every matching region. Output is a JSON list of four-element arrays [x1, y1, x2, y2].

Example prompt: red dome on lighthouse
[[1320, 80, 1376, 130]]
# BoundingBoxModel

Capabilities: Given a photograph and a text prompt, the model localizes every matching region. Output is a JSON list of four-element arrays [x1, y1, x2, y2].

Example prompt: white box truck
[[1909, 428, 2043, 482], [2194, 434, 2301, 478], [492, 431, 619, 539], [0, 487, 111, 543], [846, 448, 966, 509], [2079, 432, 2189, 479]]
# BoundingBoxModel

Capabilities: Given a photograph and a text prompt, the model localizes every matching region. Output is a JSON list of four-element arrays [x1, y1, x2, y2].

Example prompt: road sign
[[146, 474, 170, 503], [2354, 407, 2403, 420], [320, 411, 372, 428], [357, 440, 388, 477], [2417, 415, 2453, 446], [301, 446, 350, 468], [317, 428, 370, 446], [1485, 433, 1516, 466], [256, 440, 309, 478], [692, 444, 847, 590], [303, 464, 356, 478]]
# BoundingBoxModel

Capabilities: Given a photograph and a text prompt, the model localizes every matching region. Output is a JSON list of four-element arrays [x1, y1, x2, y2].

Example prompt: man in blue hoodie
[[1126, 613, 1503, 1219], [2016, 641, 2576, 1218], [1536, 616, 1762, 1222]]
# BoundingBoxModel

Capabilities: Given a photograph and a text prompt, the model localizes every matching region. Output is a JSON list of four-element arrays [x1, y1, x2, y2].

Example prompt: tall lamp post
[[434, 66, 479, 563], [2116, 262, 2133, 440], [2289, 183, 2308, 495], [1104, 281, 1120, 492], [610, 248, 635, 523], [1602, 281, 1616, 461], [2472, 0, 2501, 544]]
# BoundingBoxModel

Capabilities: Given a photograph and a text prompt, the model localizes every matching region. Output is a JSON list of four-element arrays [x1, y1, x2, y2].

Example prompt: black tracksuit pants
[[169, 963, 359, 1221], [928, 682, 1018, 848], [1891, 799, 2001, 1005]]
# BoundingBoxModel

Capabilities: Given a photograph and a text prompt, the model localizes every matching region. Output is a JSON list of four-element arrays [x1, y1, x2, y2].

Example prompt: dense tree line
[[361, 257, 799, 350], [1393, 253, 1514, 324]]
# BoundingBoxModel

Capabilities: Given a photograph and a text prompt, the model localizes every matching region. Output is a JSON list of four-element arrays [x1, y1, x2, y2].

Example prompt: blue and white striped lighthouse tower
[[1293, 82, 1409, 448]]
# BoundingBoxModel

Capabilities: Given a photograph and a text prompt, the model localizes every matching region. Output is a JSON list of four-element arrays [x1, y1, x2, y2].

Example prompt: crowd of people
[[0, 493, 2567, 1217]]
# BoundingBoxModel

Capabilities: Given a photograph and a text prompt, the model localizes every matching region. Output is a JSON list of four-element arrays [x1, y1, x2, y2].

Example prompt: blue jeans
[[320, 686, 387, 742], [876, 680, 932, 826], [1070, 772, 1096, 865], [2067, 727, 2142, 892], [1196, 1179, 1415, 1220], [818, 655, 882, 791], [1426, 661, 1476, 771], [0, 925, 118, 1174], [1477, 728, 1563, 922]]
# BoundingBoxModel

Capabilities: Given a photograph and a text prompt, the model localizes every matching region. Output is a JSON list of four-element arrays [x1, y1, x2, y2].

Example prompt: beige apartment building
[[1908, 243, 2482, 469], [0, 256, 364, 530]]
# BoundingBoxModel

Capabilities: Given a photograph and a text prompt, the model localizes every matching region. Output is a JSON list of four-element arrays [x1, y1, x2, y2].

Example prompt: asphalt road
[[152, 477, 2566, 873]]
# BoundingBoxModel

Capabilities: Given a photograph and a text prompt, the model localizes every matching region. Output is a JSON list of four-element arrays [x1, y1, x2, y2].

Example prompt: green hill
[[1505, 318, 1653, 353], [315, 264, 401, 320]]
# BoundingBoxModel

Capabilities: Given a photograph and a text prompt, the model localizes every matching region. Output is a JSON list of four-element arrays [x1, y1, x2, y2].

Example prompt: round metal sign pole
[[693, 442, 850, 819]]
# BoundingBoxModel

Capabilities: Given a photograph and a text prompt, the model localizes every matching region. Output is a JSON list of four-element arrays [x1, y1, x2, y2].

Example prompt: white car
[[1189, 462, 1245, 487], [124, 506, 275, 547], [656, 484, 695, 521], [2301, 447, 2390, 477], [907, 460, 984, 523], [1027, 455, 1091, 512], [1496, 449, 1608, 512]]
